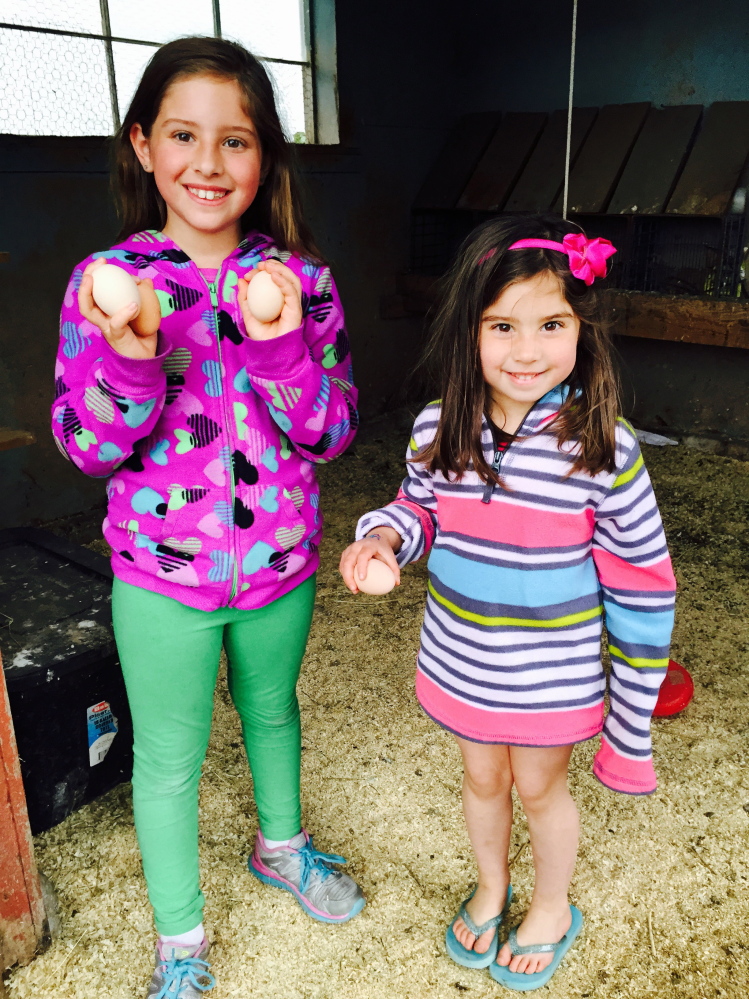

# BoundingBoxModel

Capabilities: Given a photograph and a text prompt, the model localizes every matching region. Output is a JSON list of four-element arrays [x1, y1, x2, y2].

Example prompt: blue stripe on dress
[[428, 547, 601, 607]]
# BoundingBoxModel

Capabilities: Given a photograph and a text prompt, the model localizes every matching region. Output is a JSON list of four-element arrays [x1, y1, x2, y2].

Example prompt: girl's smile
[[130, 74, 264, 258], [480, 271, 580, 433]]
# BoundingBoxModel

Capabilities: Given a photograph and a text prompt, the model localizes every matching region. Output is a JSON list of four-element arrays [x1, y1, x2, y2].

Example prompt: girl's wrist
[[361, 525, 403, 552]]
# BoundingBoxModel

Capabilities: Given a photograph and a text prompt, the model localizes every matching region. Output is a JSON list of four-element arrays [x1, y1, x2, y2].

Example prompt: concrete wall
[[459, 0, 749, 113], [617, 337, 749, 454]]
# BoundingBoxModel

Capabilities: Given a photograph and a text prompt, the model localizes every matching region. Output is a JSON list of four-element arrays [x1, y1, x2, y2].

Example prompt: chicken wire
[[0, 27, 113, 136], [0, 0, 312, 139], [410, 209, 749, 299]]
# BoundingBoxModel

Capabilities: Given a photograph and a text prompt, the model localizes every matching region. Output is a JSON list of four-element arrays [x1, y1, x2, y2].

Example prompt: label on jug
[[87, 700, 118, 766]]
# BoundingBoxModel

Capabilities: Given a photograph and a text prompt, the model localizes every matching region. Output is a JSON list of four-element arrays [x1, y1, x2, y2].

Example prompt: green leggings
[[111, 575, 316, 935]]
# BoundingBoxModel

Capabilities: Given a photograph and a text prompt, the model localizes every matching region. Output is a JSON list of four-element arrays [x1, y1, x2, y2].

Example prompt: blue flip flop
[[489, 904, 583, 991], [445, 884, 513, 969]]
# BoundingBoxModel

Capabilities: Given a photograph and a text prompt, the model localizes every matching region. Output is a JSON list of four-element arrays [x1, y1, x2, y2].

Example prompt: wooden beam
[[561, 103, 650, 214], [458, 112, 546, 211], [0, 430, 35, 453], [506, 107, 597, 213], [396, 275, 749, 350], [608, 105, 702, 215], [414, 112, 502, 210], [667, 101, 749, 216], [0, 653, 46, 970], [605, 290, 749, 349]]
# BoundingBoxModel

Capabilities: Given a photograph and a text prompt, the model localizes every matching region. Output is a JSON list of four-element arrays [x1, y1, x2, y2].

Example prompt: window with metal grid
[[0, 0, 338, 143]]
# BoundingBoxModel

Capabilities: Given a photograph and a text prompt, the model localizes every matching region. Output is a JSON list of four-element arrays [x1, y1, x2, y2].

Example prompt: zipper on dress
[[481, 446, 504, 504], [205, 273, 240, 604]]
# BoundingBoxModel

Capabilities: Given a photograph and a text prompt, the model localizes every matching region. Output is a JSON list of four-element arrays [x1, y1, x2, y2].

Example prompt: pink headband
[[506, 234, 617, 286]]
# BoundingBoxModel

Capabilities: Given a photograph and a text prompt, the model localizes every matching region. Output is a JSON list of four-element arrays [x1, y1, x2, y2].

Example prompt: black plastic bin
[[0, 528, 132, 834]]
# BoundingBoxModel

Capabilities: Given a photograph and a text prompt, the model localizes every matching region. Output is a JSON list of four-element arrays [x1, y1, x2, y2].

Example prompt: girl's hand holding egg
[[79, 259, 161, 359], [339, 528, 402, 595], [238, 259, 303, 341]]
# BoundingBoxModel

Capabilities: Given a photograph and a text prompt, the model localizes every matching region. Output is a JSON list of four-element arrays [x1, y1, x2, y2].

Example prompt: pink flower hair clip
[[508, 233, 617, 286]]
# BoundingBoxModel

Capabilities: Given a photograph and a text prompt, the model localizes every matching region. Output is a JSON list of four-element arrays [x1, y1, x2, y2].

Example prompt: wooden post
[[0, 650, 46, 970]]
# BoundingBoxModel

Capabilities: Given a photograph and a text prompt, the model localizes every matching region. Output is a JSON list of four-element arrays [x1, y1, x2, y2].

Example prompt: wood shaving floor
[[6, 411, 749, 999]]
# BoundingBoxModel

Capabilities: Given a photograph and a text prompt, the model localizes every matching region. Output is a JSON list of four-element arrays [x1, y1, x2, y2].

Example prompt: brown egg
[[131, 279, 161, 338]]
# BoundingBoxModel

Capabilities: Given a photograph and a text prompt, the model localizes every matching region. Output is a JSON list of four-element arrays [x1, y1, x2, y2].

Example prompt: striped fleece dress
[[356, 389, 676, 795]]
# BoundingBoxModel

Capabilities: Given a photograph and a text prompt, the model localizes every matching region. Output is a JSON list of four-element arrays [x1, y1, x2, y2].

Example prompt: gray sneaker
[[146, 937, 214, 998], [248, 829, 365, 923]]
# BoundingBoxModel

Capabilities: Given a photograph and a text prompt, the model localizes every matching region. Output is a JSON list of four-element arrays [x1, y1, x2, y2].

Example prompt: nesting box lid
[[0, 529, 115, 690]]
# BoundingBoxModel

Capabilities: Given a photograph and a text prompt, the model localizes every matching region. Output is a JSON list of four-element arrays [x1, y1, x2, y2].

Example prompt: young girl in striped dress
[[340, 214, 675, 991]]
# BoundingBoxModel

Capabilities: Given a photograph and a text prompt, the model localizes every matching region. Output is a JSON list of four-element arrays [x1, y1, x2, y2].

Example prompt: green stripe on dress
[[428, 581, 602, 629], [613, 453, 643, 488], [608, 644, 669, 669]]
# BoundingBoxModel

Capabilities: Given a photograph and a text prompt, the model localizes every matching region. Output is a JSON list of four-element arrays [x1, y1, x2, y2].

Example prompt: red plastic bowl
[[653, 659, 694, 717]]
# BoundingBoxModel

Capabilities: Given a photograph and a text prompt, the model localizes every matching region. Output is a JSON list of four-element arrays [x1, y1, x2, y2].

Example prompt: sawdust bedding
[[6, 410, 749, 999]]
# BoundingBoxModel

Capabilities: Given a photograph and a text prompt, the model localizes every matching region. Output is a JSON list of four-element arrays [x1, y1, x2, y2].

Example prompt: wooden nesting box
[[403, 101, 749, 349]]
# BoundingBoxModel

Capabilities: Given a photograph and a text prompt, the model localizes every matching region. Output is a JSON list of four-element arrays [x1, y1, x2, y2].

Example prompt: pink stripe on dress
[[416, 669, 604, 745], [437, 493, 594, 548], [593, 737, 657, 794], [592, 547, 676, 592], [394, 490, 436, 550]]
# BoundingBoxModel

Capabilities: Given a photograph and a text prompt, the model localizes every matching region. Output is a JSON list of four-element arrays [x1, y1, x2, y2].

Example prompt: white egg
[[92, 263, 141, 318], [246, 270, 285, 323], [357, 559, 396, 596]]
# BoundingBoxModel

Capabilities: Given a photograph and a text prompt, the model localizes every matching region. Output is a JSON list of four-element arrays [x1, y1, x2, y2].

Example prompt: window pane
[[113, 42, 159, 120], [108, 0, 213, 44], [0, 0, 102, 34], [0, 28, 112, 135], [262, 61, 305, 141], [220, 0, 306, 62]]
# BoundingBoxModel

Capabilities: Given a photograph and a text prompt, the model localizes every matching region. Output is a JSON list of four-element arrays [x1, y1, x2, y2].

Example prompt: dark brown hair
[[417, 213, 620, 483], [112, 36, 321, 258]]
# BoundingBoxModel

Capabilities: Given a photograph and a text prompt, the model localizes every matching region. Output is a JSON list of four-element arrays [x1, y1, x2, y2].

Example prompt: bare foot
[[452, 883, 509, 955], [496, 902, 572, 975]]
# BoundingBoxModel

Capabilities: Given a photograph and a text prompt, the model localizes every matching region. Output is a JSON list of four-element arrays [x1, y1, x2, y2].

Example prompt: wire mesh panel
[[219, 0, 306, 62], [411, 210, 487, 275], [0, 0, 101, 34], [411, 209, 748, 299], [582, 214, 747, 298], [0, 0, 316, 139], [112, 41, 155, 120], [0, 27, 112, 135], [108, 0, 213, 44]]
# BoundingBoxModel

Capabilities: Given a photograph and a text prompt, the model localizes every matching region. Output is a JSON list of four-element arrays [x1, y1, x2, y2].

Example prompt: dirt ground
[[6, 410, 749, 999]]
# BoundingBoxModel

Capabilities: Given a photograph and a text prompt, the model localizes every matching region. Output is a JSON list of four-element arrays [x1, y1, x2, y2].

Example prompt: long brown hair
[[112, 36, 321, 259], [417, 214, 620, 483]]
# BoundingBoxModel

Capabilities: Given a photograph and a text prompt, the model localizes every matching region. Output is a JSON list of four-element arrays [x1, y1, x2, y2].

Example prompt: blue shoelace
[[296, 835, 346, 893], [153, 954, 215, 998]]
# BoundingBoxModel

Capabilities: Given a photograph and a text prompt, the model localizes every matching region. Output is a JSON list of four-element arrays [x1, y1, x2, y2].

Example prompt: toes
[[497, 943, 511, 967], [474, 929, 494, 954], [454, 920, 475, 950]]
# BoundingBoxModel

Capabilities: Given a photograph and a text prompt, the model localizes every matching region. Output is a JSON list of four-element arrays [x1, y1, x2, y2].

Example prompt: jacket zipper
[[481, 443, 504, 503], [204, 271, 240, 604], [480, 399, 543, 504]]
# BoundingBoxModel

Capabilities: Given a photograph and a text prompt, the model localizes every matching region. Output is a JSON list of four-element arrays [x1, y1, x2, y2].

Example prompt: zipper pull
[[207, 281, 219, 308], [481, 449, 502, 504]]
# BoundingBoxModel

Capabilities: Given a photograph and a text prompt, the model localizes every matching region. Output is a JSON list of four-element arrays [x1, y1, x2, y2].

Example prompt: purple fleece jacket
[[51, 229, 357, 611]]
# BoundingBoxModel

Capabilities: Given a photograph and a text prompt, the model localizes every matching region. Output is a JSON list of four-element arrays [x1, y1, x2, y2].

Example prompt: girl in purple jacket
[[52, 37, 361, 998]]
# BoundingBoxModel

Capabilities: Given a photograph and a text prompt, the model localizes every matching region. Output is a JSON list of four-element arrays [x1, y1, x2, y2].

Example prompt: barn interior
[[1, 2, 749, 998]]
